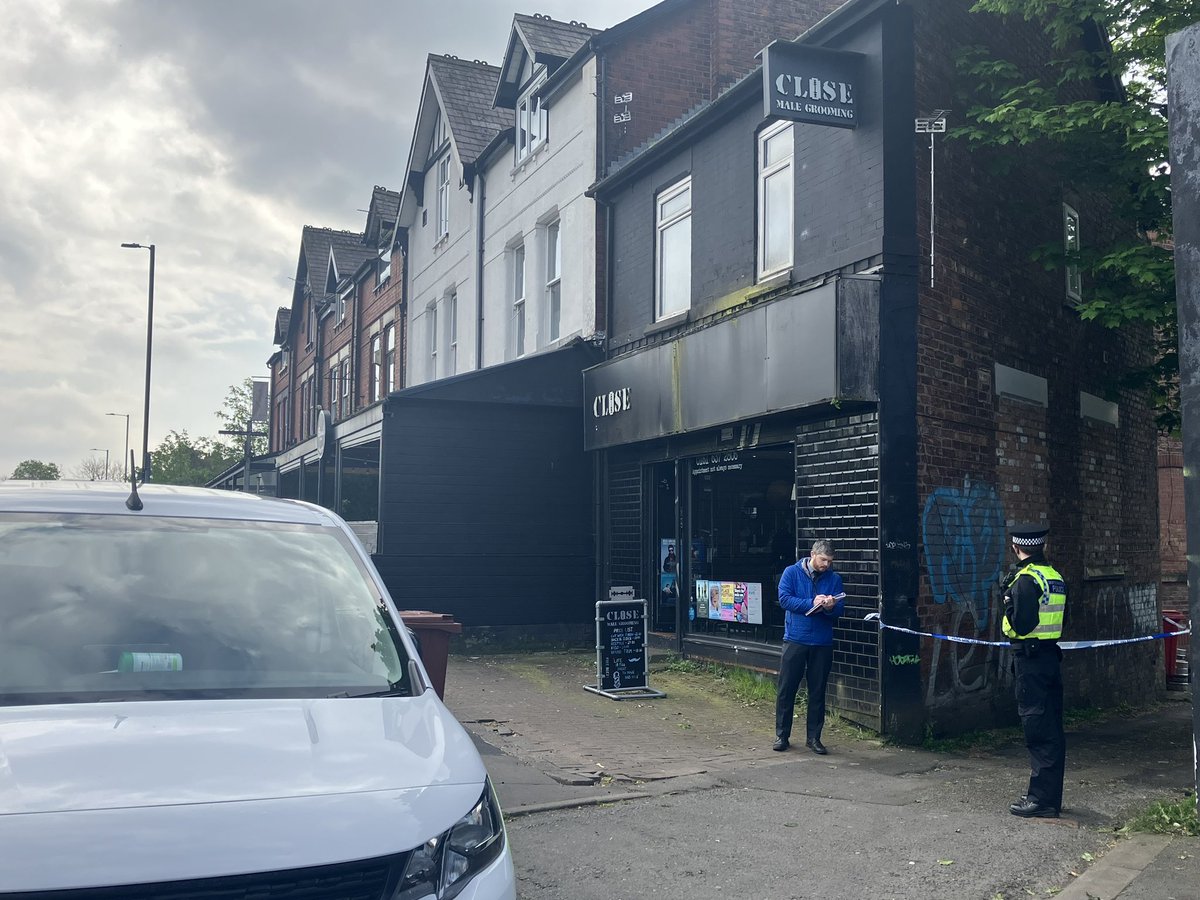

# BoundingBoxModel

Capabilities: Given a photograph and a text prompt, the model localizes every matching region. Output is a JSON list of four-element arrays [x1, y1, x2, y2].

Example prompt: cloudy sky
[[0, 0, 657, 480]]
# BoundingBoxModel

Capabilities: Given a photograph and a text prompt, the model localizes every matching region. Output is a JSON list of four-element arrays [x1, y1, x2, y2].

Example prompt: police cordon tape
[[862, 612, 1191, 650]]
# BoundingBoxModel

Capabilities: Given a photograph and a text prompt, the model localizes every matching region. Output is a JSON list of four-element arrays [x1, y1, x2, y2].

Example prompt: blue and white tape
[[862, 612, 1191, 651]]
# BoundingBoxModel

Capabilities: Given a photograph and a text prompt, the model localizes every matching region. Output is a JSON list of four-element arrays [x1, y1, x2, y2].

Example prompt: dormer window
[[429, 113, 447, 163], [379, 246, 392, 285], [517, 83, 547, 162], [436, 156, 451, 239], [336, 287, 351, 324]]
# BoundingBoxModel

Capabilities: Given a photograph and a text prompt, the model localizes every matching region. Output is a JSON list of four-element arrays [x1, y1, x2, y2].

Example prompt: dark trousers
[[1014, 650, 1065, 809], [775, 641, 833, 741]]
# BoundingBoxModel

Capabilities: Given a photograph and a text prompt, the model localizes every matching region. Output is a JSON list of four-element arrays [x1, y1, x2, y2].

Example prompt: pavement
[[443, 648, 1198, 900]]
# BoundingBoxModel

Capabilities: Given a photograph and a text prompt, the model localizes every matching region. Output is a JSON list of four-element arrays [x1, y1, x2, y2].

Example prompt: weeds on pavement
[[1118, 791, 1200, 837]]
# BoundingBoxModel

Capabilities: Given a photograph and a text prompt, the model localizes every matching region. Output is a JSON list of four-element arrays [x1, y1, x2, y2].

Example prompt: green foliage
[[1118, 792, 1200, 836], [150, 429, 239, 486], [216, 378, 269, 458], [10, 459, 61, 480], [954, 0, 1200, 430]]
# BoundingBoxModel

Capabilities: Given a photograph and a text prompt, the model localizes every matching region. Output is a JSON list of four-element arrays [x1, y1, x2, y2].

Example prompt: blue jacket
[[778, 558, 845, 645]]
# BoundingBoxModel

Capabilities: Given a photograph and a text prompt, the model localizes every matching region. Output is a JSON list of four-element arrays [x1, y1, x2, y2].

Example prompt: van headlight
[[392, 780, 506, 899]]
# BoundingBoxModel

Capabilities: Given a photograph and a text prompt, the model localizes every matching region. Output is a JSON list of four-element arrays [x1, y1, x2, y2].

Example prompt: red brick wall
[[1158, 435, 1187, 610], [601, 0, 844, 171], [911, 0, 1160, 728]]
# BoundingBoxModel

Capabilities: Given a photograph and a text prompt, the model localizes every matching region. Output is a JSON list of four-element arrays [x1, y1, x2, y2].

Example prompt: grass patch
[[1118, 792, 1200, 837], [651, 654, 874, 742]]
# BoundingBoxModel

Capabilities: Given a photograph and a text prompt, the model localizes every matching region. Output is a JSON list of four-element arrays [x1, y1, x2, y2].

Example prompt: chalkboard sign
[[585, 599, 665, 700]]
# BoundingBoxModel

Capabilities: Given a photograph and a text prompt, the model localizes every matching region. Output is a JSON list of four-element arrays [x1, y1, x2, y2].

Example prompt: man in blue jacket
[[774, 539, 845, 754]]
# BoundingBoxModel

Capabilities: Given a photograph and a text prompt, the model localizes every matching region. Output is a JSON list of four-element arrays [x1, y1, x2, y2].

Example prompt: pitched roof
[[513, 13, 598, 60], [326, 229, 375, 290], [365, 185, 401, 249], [272, 308, 291, 345], [427, 55, 510, 169]]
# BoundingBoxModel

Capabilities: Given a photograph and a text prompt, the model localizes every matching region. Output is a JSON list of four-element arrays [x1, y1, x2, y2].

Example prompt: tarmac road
[[446, 651, 1198, 900]]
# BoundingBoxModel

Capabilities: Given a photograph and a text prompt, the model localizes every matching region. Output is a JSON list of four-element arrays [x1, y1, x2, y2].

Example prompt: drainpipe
[[474, 167, 487, 370]]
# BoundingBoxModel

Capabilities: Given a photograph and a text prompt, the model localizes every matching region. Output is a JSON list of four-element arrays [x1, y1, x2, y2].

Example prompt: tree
[[149, 430, 240, 486], [71, 455, 120, 482], [954, 0, 1200, 429], [216, 378, 269, 458], [11, 460, 61, 480]]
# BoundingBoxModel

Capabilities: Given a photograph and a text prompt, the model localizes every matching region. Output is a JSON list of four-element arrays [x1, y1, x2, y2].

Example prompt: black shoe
[[772, 738, 789, 752], [1009, 798, 1059, 818], [805, 738, 828, 755]]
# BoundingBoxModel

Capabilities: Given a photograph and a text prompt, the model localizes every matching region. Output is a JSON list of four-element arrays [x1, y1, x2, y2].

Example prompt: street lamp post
[[105, 412, 130, 479], [121, 242, 155, 481], [89, 448, 110, 480]]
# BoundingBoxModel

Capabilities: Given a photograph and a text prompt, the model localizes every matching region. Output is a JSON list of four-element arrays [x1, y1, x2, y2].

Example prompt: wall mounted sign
[[592, 386, 632, 419], [762, 41, 863, 129]]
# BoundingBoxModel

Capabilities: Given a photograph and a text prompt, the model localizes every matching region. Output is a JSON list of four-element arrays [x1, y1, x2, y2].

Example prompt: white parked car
[[0, 480, 515, 899]]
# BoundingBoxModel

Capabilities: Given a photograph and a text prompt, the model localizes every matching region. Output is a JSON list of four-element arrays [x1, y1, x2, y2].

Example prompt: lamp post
[[105, 412, 130, 479], [121, 242, 155, 481], [89, 448, 110, 480]]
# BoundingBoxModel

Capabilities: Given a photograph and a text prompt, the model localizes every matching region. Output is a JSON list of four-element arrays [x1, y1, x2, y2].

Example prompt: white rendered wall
[[479, 57, 599, 368]]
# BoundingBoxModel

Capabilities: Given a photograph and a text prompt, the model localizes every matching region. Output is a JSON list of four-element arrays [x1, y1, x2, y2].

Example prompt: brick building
[[266, 186, 403, 540], [587, 0, 1160, 737]]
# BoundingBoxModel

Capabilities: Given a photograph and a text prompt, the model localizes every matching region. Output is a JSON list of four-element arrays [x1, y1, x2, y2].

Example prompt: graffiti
[[925, 601, 1011, 708], [1095, 583, 1158, 638], [889, 654, 921, 666], [921, 478, 1007, 626], [921, 478, 1009, 708], [885, 541, 913, 550]]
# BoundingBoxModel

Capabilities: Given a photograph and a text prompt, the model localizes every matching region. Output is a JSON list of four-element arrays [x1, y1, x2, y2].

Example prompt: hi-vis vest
[[1002, 562, 1066, 640]]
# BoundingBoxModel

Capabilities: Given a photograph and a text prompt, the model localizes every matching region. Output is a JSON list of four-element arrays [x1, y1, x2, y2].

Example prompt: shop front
[[586, 277, 888, 730]]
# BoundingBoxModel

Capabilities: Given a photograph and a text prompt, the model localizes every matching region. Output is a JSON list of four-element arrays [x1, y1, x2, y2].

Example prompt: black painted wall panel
[[373, 400, 594, 627]]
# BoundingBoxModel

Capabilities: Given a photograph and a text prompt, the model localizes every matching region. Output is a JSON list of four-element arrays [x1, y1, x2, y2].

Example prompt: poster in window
[[699, 580, 764, 624]]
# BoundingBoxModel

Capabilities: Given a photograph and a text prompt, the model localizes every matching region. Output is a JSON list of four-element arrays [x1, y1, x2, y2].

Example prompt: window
[[341, 358, 351, 415], [513, 244, 526, 358], [429, 113, 447, 161], [655, 177, 692, 320], [378, 246, 391, 285], [280, 347, 290, 371], [517, 88, 547, 161], [329, 363, 339, 420], [383, 324, 396, 394], [370, 333, 382, 403], [758, 121, 794, 279], [306, 300, 315, 346], [337, 288, 350, 324], [546, 221, 561, 342], [427, 301, 438, 380], [447, 292, 458, 375], [1064, 203, 1082, 302], [436, 156, 451, 239]]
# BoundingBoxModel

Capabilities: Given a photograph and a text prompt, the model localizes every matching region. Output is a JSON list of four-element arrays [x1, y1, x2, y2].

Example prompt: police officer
[[1002, 523, 1067, 818]]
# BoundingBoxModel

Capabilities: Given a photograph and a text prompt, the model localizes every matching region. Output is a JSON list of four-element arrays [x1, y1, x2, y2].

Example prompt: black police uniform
[[1003, 538, 1066, 818]]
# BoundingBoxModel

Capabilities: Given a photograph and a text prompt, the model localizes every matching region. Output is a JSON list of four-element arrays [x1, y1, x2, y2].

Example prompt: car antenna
[[125, 450, 143, 511]]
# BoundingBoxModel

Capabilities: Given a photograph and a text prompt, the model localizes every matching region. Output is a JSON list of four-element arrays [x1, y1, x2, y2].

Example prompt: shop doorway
[[650, 462, 678, 631]]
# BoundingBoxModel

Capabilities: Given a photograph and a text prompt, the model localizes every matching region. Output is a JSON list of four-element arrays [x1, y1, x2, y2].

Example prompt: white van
[[0, 481, 516, 899]]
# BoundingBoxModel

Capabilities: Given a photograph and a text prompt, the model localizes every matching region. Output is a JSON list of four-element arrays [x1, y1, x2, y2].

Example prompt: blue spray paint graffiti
[[921, 478, 1007, 628]]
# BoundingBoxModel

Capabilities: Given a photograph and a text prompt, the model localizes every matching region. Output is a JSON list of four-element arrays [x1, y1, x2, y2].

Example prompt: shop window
[[686, 445, 794, 641]]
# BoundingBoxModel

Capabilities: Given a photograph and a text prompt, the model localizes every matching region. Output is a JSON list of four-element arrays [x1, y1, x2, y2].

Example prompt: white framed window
[[512, 244, 527, 358], [517, 88, 547, 161], [655, 177, 692, 320], [427, 301, 438, 380], [378, 246, 391, 285], [429, 113, 447, 162], [1064, 202, 1082, 302], [370, 333, 382, 402], [328, 363, 339, 419], [436, 156, 451, 239], [758, 121, 794, 279], [447, 292, 458, 375], [337, 288, 351, 324], [384, 324, 396, 394], [341, 357, 351, 404], [546, 220, 562, 342]]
